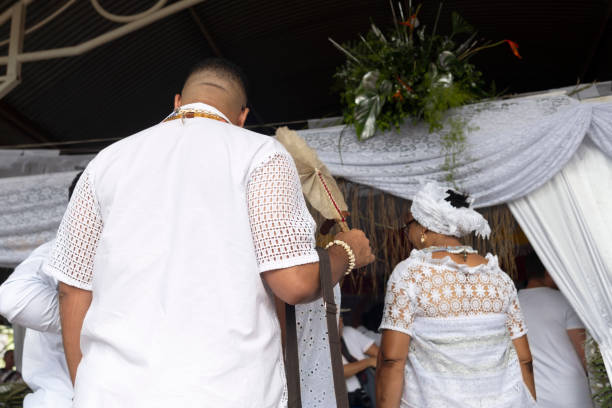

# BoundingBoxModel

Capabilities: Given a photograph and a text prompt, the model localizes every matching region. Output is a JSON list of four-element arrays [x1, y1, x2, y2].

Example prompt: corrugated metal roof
[[0, 0, 608, 149]]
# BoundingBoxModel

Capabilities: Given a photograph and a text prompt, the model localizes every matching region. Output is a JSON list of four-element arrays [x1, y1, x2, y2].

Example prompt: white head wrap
[[411, 182, 491, 239]]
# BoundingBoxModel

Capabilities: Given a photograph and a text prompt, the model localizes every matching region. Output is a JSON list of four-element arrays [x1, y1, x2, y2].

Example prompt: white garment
[[509, 141, 612, 379], [296, 284, 341, 408], [518, 287, 592, 408], [356, 326, 381, 346], [44, 103, 319, 408], [342, 326, 374, 392], [380, 249, 536, 408], [0, 240, 72, 408]]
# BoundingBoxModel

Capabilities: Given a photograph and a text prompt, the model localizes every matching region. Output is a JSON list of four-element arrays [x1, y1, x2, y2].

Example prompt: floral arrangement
[[331, 3, 521, 141]]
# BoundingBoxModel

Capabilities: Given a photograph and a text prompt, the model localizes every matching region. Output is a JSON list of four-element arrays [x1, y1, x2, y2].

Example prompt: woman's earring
[[420, 231, 426, 245]]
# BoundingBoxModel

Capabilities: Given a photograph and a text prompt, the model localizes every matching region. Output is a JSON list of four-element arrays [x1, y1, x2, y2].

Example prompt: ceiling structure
[[0, 0, 609, 152]]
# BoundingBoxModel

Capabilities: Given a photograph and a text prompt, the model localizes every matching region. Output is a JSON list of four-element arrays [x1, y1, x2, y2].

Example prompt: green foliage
[[331, 4, 497, 141], [0, 382, 30, 408], [587, 338, 612, 407]]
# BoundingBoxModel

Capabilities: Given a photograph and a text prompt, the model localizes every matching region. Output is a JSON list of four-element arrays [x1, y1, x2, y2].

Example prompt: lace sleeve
[[379, 262, 418, 336], [45, 169, 103, 291], [247, 152, 318, 273], [506, 284, 527, 339]]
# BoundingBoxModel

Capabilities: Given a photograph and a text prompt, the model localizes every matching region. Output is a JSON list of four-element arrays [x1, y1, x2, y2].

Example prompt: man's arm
[[567, 328, 587, 372], [512, 335, 536, 400], [262, 230, 373, 305], [376, 330, 410, 408], [58, 282, 92, 385], [364, 343, 379, 357]]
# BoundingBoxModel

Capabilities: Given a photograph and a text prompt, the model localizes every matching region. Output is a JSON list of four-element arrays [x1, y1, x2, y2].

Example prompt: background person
[[0, 172, 80, 407], [0, 350, 21, 383], [518, 252, 593, 408], [341, 313, 379, 408], [376, 183, 536, 407]]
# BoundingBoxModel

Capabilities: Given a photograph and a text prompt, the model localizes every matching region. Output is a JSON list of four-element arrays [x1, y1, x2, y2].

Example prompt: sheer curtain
[[509, 140, 612, 377]]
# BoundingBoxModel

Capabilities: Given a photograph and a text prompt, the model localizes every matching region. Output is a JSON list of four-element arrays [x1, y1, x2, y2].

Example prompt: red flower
[[400, 14, 419, 29], [392, 89, 404, 101], [504, 40, 522, 59], [396, 76, 413, 92]]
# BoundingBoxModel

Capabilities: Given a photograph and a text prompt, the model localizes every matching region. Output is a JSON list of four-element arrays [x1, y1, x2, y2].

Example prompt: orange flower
[[400, 14, 418, 29], [504, 40, 522, 59], [396, 76, 413, 92], [392, 89, 404, 101]]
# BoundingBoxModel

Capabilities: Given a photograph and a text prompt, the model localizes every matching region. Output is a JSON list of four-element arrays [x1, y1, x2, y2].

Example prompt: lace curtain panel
[[509, 141, 612, 379], [1, 94, 611, 266]]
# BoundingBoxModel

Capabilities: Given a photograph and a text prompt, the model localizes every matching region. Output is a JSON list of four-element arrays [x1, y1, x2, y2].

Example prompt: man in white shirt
[[46, 58, 374, 407], [0, 240, 72, 407], [518, 253, 593, 408]]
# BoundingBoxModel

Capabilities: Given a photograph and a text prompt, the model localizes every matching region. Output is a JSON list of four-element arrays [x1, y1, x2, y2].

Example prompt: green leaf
[[451, 11, 474, 36]]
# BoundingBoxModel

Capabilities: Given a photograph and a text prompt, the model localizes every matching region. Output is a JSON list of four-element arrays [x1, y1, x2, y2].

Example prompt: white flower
[[442, 285, 453, 298], [431, 289, 441, 303], [475, 284, 486, 298], [454, 284, 464, 297]]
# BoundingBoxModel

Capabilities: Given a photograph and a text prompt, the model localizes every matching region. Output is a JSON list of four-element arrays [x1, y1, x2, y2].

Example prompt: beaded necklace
[[163, 108, 229, 124], [422, 245, 477, 261]]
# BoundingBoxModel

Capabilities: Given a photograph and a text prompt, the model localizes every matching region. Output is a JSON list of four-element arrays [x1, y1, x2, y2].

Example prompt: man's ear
[[237, 107, 250, 128], [173, 94, 182, 110]]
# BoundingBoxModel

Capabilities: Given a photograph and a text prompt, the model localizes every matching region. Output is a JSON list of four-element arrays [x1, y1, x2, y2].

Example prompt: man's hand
[[333, 229, 375, 269]]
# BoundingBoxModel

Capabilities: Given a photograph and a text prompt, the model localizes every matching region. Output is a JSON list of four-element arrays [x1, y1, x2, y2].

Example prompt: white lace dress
[[380, 249, 537, 408]]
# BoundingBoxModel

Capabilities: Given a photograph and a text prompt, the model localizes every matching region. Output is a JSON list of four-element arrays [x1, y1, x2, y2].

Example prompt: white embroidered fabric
[[46, 169, 102, 291], [300, 95, 612, 208], [2, 95, 611, 265], [248, 152, 318, 272], [296, 284, 341, 408], [380, 250, 533, 407]]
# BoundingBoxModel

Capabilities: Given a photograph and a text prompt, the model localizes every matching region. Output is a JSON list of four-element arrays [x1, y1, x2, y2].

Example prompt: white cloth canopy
[[509, 140, 612, 379], [300, 94, 612, 207]]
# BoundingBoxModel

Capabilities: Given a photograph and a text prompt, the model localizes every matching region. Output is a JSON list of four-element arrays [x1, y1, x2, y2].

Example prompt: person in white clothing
[[295, 284, 341, 408], [46, 58, 374, 408], [341, 316, 379, 408], [518, 253, 593, 408], [0, 240, 72, 407], [0, 173, 80, 407], [377, 183, 536, 408]]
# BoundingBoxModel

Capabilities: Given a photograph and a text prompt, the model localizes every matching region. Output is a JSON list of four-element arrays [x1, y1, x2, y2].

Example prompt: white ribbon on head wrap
[[411, 182, 491, 239]]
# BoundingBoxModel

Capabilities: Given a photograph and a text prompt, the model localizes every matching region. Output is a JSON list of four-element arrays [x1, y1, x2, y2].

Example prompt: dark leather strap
[[284, 248, 349, 408], [317, 247, 349, 408], [285, 303, 302, 408]]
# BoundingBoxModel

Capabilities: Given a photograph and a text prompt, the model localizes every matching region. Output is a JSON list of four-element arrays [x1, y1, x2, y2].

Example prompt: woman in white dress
[[376, 183, 537, 408]]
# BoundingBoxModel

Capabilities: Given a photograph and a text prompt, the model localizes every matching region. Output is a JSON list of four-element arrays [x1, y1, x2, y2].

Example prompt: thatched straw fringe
[[310, 179, 520, 295]]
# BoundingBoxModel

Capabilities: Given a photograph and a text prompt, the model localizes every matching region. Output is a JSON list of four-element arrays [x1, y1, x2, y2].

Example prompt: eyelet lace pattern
[[248, 152, 318, 272], [46, 169, 102, 290], [381, 250, 527, 339]]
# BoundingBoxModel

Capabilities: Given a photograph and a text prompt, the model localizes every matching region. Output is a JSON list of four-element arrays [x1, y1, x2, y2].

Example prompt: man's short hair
[[68, 171, 84, 201], [183, 58, 249, 105], [525, 252, 546, 279]]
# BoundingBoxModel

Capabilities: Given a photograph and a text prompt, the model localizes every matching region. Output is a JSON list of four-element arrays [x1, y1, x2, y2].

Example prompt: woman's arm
[[376, 330, 411, 408], [512, 335, 536, 400]]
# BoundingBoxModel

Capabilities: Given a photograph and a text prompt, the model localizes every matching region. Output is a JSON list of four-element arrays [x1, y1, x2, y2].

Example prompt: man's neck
[[526, 279, 547, 289]]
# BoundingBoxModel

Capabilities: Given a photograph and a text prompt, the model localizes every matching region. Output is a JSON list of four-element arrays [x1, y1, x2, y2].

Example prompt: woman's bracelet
[[324, 240, 356, 275]]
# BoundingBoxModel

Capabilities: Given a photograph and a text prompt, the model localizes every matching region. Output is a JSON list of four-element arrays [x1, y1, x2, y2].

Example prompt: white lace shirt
[[380, 249, 537, 408], [44, 103, 318, 408]]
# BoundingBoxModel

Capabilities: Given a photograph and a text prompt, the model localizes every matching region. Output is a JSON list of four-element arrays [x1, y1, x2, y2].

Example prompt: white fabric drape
[[0, 171, 79, 267], [300, 95, 612, 207], [509, 141, 612, 378]]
